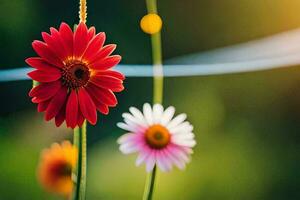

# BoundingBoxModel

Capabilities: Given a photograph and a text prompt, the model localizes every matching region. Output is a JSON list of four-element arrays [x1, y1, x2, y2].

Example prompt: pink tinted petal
[[89, 55, 121, 70], [145, 152, 156, 172], [165, 147, 186, 170], [136, 149, 151, 166], [169, 145, 190, 163], [82, 32, 106, 61], [90, 75, 124, 92], [55, 105, 66, 127], [86, 82, 117, 106], [66, 90, 79, 129], [45, 86, 68, 121], [119, 142, 140, 154], [161, 150, 173, 171], [73, 22, 88, 58], [117, 133, 137, 144], [32, 40, 64, 67], [37, 100, 51, 112], [78, 88, 97, 125], [27, 69, 61, 82], [29, 81, 61, 103], [25, 57, 60, 70], [89, 44, 116, 64], [59, 22, 73, 57], [156, 151, 172, 172]]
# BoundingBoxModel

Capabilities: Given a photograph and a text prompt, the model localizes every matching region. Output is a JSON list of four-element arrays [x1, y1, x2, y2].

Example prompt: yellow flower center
[[145, 124, 171, 149], [140, 13, 163, 34], [61, 60, 90, 89]]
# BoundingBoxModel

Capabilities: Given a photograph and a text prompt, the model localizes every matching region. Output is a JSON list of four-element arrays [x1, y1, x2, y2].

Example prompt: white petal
[[143, 103, 153, 125], [122, 112, 146, 126], [160, 106, 175, 126], [172, 138, 197, 148], [152, 104, 164, 123], [117, 122, 137, 132], [166, 113, 187, 130], [129, 106, 146, 123], [172, 132, 195, 141], [170, 122, 193, 134]]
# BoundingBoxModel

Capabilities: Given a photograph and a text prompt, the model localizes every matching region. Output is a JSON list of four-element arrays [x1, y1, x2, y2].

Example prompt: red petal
[[85, 86, 110, 115], [95, 70, 125, 80], [30, 80, 61, 103], [89, 44, 116, 64], [78, 88, 97, 125], [87, 26, 96, 42], [28, 69, 61, 82], [82, 33, 106, 62], [97, 103, 109, 115], [37, 100, 51, 112], [59, 22, 73, 57], [42, 28, 68, 61], [77, 109, 85, 127], [25, 57, 60, 70], [32, 40, 64, 67], [90, 75, 124, 92], [86, 83, 117, 106], [66, 90, 79, 129], [73, 22, 88, 58], [89, 55, 121, 70], [55, 104, 66, 127], [45, 86, 68, 121]]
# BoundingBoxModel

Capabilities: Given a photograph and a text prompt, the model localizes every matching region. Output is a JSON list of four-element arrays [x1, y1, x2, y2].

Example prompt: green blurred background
[[0, 0, 300, 199]]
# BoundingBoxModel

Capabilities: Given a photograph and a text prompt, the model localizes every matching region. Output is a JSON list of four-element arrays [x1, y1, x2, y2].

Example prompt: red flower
[[26, 22, 124, 128]]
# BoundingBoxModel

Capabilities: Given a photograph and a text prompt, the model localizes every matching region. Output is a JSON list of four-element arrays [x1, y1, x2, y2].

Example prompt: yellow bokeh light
[[140, 13, 162, 34]]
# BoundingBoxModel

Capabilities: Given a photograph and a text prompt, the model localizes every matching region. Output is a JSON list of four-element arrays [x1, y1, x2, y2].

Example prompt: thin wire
[[1, 57, 299, 82]]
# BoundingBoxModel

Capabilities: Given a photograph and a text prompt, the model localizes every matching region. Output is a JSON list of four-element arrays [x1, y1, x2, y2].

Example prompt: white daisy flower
[[117, 103, 196, 172]]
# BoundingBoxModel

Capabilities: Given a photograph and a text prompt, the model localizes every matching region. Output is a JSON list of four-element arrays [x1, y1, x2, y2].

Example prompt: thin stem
[[146, 0, 163, 104], [79, 0, 87, 24], [143, 0, 164, 200], [72, 1, 88, 199], [72, 121, 87, 200], [142, 165, 157, 200]]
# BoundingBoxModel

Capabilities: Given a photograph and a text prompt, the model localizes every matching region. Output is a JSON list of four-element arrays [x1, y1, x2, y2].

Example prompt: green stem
[[142, 165, 157, 200], [72, 120, 87, 200], [143, 0, 164, 200], [146, 0, 164, 104]]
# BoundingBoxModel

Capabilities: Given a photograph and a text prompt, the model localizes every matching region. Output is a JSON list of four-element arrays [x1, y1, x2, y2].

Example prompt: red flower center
[[145, 124, 171, 149], [61, 61, 90, 89]]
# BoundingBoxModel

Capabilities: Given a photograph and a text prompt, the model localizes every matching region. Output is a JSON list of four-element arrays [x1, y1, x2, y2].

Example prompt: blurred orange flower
[[37, 141, 77, 196]]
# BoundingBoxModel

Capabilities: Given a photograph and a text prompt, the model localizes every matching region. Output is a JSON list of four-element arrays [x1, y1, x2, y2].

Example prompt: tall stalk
[[72, 1, 88, 200], [142, 0, 164, 200]]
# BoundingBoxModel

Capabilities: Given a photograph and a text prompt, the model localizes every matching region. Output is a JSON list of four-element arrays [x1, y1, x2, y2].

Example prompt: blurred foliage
[[0, 0, 300, 199]]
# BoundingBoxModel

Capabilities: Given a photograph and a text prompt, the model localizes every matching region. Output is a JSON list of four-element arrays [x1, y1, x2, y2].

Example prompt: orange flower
[[38, 141, 77, 196]]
